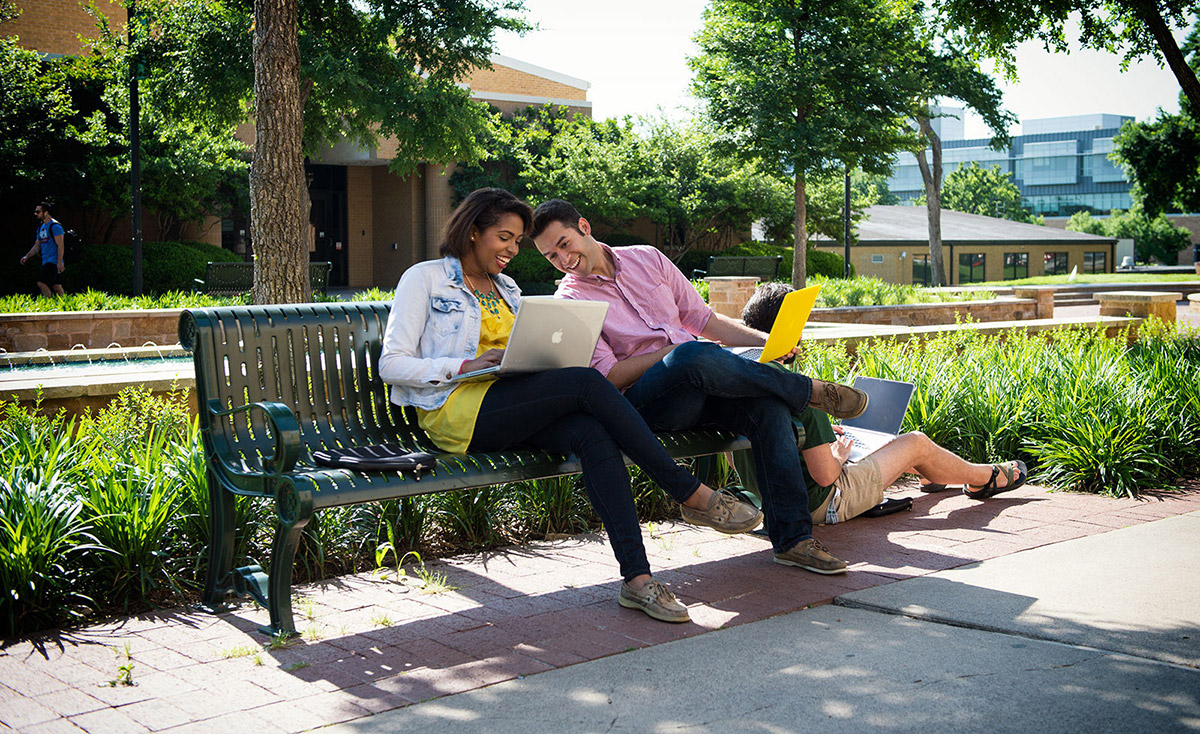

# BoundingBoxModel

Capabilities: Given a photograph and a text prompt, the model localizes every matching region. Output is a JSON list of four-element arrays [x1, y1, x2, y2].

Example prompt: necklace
[[465, 272, 503, 317]]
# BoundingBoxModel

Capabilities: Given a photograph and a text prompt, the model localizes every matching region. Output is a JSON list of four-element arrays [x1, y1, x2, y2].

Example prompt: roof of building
[[836, 205, 1118, 246]]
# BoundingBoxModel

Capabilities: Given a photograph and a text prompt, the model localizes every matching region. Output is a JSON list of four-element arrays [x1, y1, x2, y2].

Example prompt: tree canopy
[[690, 0, 925, 286], [133, 0, 527, 303], [452, 106, 798, 257], [137, 0, 528, 175], [938, 161, 1041, 223], [1067, 207, 1191, 263], [0, 19, 246, 249], [933, 0, 1200, 113]]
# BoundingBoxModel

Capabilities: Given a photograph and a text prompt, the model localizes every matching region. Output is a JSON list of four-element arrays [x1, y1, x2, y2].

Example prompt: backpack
[[44, 219, 83, 259], [61, 227, 83, 258]]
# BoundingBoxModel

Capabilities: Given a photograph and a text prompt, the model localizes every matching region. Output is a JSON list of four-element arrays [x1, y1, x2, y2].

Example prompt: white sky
[[494, 0, 1187, 135]]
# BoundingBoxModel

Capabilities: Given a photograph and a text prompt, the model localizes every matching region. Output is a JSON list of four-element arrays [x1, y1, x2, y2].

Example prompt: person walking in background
[[20, 201, 66, 296]]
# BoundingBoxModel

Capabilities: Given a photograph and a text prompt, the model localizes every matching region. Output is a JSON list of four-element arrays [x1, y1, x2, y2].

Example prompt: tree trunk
[[915, 114, 946, 287], [792, 172, 807, 288], [250, 0, 308, 305], [1135, 0, 1200, 115]]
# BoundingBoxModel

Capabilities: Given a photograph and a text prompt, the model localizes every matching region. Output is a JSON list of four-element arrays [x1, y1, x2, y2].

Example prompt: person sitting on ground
[[737, 282, 1028, 525], [378, 188, 763, 624], [531, 198, 869, 576]]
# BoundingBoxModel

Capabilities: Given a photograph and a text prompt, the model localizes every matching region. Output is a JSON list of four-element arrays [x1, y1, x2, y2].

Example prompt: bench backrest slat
[[180, 302, 418, 474]]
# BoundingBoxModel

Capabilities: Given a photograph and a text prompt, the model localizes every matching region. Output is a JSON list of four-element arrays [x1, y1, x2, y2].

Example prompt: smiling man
[[531, 198, 867, 575]]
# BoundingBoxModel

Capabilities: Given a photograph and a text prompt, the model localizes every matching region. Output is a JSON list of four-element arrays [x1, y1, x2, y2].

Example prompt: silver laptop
[[452, 296, 609, 381], [840, 376, 916, 463]]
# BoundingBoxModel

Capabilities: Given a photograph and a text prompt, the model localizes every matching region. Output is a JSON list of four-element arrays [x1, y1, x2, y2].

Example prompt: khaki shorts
[[812, 456, 886, 525]]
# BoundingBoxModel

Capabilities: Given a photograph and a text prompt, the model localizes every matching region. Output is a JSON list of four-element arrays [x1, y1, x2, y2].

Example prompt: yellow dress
[[416, 291, 513, 453]]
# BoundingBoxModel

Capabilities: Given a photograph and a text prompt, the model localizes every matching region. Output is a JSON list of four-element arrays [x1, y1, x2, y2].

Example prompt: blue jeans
[[623, 341, 815, 552], [470, 367, 701, 581]]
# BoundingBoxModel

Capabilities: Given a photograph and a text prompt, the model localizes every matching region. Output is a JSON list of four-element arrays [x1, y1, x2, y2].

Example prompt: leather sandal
[[963, 460, 1028, 500]]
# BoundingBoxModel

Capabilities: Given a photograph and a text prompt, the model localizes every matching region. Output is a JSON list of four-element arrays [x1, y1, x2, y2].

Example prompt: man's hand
[[57, 261, 65, 273], [460, 348, 504, 374], [831, 435, 853, 465]]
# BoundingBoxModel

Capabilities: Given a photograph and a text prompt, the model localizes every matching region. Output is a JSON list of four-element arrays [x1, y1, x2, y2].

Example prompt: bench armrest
[[692, 269, 707, 279], [206, 399, 302, 476]]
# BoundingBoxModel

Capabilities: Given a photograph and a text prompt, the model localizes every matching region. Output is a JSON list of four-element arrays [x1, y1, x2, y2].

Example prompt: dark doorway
[[307, 164, 348, 287]]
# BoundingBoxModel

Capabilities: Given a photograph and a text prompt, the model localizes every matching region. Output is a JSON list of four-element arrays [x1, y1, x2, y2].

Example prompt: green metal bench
[[178, 301, 749, 636], [193, 261, 332, 297], [692, 255, 783, 281]]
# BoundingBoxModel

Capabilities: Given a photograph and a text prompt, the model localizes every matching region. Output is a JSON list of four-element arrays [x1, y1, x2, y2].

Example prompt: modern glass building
[[888, 111, 1135, 217]]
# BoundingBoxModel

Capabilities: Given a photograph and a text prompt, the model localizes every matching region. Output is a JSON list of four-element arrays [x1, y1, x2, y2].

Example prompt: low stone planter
[[0, 309, 183, 352], [1096, 291, 1181, 322], [810, 296, 1045, 327]]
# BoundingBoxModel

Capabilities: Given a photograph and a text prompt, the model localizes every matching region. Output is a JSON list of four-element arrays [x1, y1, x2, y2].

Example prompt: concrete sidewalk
[[2, 483, 1198, 732], [326, 510, 1200, 734]]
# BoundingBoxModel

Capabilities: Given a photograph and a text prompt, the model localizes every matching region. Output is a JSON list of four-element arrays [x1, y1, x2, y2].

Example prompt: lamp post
[[129, 2, 144, 295], [843, 168, 851, 278]]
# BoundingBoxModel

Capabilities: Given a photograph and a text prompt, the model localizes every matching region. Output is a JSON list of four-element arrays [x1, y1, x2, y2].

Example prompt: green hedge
[[677, 242, 852, 281], [1, 240, 243, 297]]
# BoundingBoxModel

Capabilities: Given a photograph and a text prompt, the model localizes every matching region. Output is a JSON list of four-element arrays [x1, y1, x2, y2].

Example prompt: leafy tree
[[0, 14, 247, 253], [690, 0, 925, 287], [454, 106, 792, 257], [908, 35, 1016, 286], [1067, 207, 1191, 263], [1111, 22, 1200, 216], [135, 0, 528, 303], [937, 162, 1042, 223], [761, 169, 884, 247], [934, 0, 1200, 115]]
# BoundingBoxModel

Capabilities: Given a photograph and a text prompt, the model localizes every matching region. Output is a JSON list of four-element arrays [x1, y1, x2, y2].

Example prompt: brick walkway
[[2, 480, 1199, 733]]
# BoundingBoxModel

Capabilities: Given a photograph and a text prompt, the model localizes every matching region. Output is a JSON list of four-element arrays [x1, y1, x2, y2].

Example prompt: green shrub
[[0, 288, 243, 313], [61, 240, 241, 296], [504, 248, 559, 294]]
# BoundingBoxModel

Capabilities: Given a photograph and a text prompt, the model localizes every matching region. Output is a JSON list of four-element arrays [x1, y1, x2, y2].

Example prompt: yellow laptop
[[729, 284, 821, 363]]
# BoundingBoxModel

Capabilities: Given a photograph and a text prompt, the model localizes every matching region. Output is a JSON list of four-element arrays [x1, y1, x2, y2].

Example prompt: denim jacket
[[378, 256, 522, 410]]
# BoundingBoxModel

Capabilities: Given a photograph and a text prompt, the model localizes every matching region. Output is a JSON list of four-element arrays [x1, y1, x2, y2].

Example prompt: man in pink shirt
[[531, 199, 868, 575]]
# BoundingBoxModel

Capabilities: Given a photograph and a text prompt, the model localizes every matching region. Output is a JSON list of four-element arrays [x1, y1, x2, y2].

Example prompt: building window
[[1004, 252, 1029, 280], [1084, 251, 1107, 273], [871, 254, 885, 264], [1044, 252, 1069, 275], [913, 254, 931, 286], [959, 253, 986, 284]]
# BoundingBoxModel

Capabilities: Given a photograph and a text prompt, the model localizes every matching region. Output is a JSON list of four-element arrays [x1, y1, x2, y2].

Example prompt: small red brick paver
[[1, 481, 1198, 732]]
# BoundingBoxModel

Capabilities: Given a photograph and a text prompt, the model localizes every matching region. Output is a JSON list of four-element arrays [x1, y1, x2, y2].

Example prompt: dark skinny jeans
[[623, 340, 816, 553], [469, 367, 701, 581]]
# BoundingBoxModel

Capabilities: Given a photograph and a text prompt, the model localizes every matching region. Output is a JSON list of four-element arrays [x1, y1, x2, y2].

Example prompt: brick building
[[2, 2, 591, 289]]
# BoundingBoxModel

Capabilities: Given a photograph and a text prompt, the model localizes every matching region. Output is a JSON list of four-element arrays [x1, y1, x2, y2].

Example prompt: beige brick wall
[[817, 241, 1116, 285], [346, 166, 373, 288], [372, 166, 424, 289], [2, 0, 125, 56], [467, 63, 587, 101]]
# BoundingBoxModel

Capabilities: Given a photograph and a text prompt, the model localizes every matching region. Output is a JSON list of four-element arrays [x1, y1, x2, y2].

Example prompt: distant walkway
[[3, 479, 1199, 732]]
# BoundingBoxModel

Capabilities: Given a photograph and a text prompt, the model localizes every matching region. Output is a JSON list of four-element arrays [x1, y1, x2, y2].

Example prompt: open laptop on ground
[[452, 296, 609, 381], [729, 284, 821, 363], [839, 376, 916, 463]]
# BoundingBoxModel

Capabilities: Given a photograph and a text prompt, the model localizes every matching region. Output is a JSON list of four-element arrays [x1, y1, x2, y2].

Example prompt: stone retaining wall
[[810, 297, 1041, 327], [0, 309, 183, 352]]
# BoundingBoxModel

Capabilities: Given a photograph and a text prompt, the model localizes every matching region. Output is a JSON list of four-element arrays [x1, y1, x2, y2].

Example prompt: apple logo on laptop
[[551, 330, 564, 344]]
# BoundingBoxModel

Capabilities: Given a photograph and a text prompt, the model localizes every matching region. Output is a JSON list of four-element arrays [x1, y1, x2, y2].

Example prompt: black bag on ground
[[311, 444, 437, 477], [860, 496, 913, 518]]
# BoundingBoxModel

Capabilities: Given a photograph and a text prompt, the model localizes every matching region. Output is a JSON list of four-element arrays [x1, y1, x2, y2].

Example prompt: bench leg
[[255, 481, 315, 638], [258, 514, 309, 638], [198, 470, 237, 614]]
